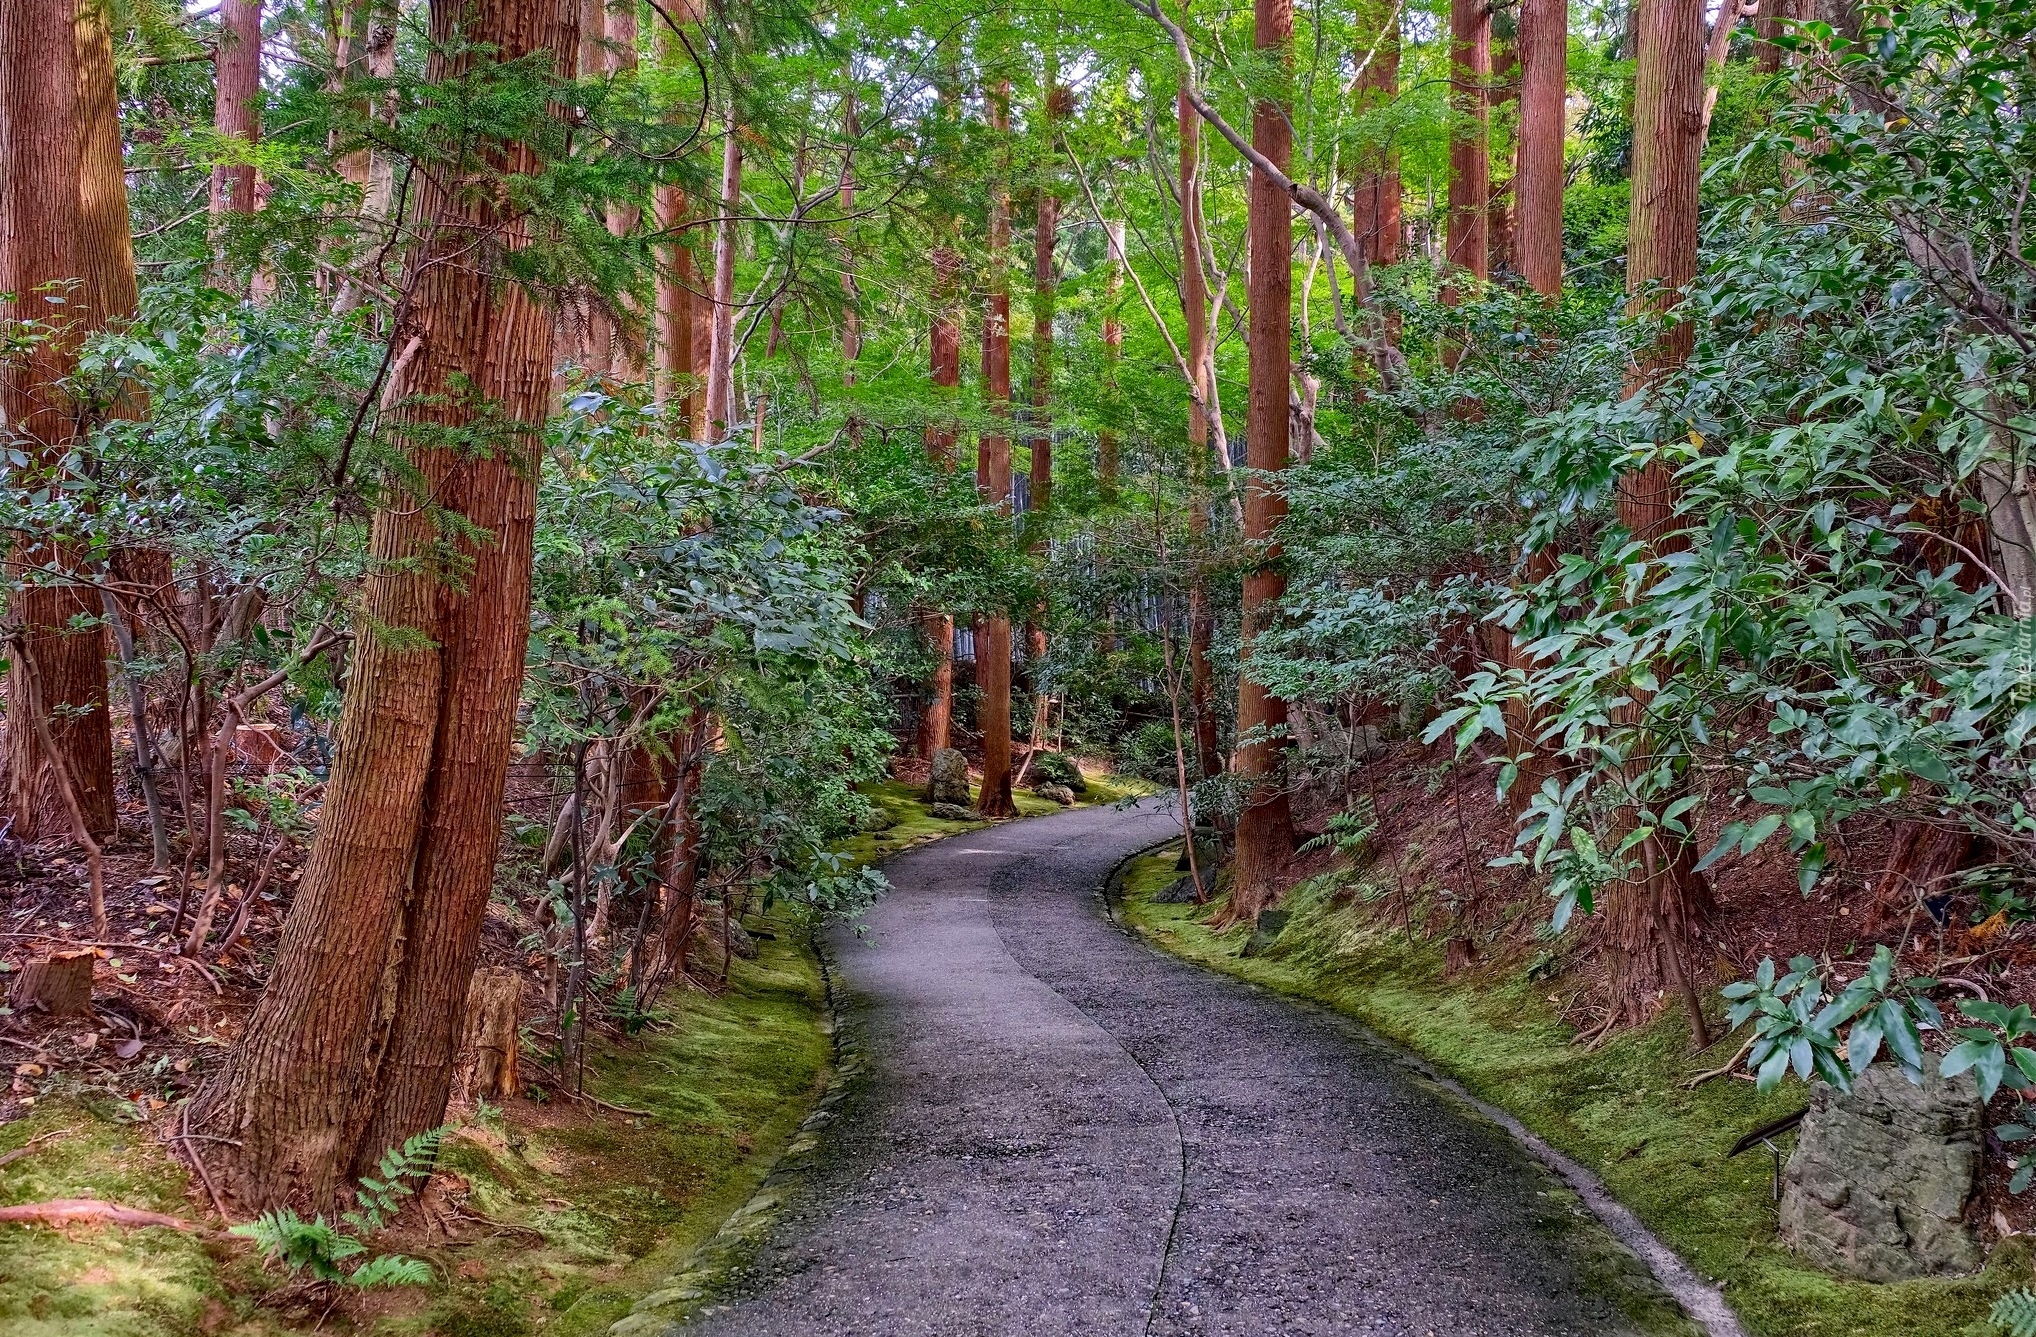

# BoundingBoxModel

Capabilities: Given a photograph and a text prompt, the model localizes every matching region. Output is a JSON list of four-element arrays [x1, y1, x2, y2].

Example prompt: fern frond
[[1993, 1288, 2036, 1337], [347, 1254, 433, 1289]]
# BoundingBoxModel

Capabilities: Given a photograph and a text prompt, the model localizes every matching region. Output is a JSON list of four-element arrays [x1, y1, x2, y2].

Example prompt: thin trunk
[[196, 0, 571, 1207], [1027, 165, 1057, 714], [1180, 78, 1222, 782], [604, 0, 641, 378], [705, 112, 742, 440], [1231, 0, 1298, 921], [1702, 0, 1755, 137], [2, 0, 116, 841], [840, 84, 861, 384], [1516, 0, 1567, 299], [976, 80, 1017, 820], [1607, 0, 1714, 1038], [916, 235, 963, 760], [1098, 218, 1125, 504]]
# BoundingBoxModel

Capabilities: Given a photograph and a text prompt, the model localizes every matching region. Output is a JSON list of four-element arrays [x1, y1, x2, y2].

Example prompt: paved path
[[667, 799, 1711, 1336]]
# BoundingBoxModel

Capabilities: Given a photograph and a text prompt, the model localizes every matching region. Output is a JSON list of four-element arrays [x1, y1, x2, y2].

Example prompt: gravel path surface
[[662, 798, 1714, 1337]]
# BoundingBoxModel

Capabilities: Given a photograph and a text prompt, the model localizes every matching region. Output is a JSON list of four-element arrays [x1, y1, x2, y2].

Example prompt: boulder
[[1778, 1055, 1985, 1281], [1175, 827, 1224, 874], [926, 747, 973, 807], [1153, 872, 1211, 904], [928, 802, 976, 822], [1035, 783, 1076, 806]]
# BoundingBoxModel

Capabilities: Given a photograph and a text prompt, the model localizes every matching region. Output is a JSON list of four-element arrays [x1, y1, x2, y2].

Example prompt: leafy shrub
[[1114, 721, 1181, 786], [1030, 751, 1086, 791]]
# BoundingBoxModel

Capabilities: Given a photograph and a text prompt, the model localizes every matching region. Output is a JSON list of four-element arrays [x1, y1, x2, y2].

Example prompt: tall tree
[[705, 108, 742, 440], [1025, 77, 1062, 711], [605, 0, 642, 377], [1607, 0, 1714, 1038], [1180, 62, 1222, 784], [1, 0, 118, 841], [195, 0, 575, 1206], [1230, 0, 1299, 922], [1445, 0, 1492, 293], [211, 0, 262, 221], [1350, 0, 1401, 270], [1516, 0, 1568, 298], [653, 6, 700, 424], [975, 78, 1018, 819]]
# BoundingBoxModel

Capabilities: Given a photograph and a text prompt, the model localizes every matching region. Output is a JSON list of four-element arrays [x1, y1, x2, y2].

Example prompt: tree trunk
[[194, 0, 571, 1208], [655, 184, 696, 412], [2, 0, 117, 841], [975, 80, 1017, 820], [1026, 165, 1057, 714], [1350, 1, 1401, 269], [9, 949, 94, 1017], [210, 0, 261, 221], [603, 0, 641, 378], [1231, 0, 1298, 922], [1445, 0, 1492, 291], [460, 968, 521, 1101], [1180, 81, 1223, 784], [915, 237, 963, 760], [705, 111, 742, 440], [1606, 0, 1713, 1034], [840, 85, 860, 384], [1516, 0, 1567, 299]]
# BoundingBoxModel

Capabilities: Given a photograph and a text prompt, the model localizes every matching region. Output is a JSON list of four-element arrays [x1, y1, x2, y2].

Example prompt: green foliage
[[344, 1125, 446, 1234], [229, 1209, 430, 1288], [1720, 947, 1944, 1093], [1995, 1289, 2036, 1337]]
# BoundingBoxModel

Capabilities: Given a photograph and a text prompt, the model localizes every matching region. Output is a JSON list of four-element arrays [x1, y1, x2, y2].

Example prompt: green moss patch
[[1117, 851, 2022, 1337]]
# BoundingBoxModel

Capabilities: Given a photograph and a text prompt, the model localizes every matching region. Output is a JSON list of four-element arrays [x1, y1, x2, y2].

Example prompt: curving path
[[655, 798, 1721, 1337]]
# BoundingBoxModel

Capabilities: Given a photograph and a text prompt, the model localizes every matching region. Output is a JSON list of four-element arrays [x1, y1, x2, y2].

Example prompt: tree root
[[1680, 1033, 1756, 1089], [0, 1198, 206, 1231]]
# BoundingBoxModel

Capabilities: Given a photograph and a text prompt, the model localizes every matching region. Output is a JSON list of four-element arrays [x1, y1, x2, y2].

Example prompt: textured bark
[[1606, 0, 1713, 1033], [840, 86, 860, 383], [915, 614, 955, 758], [2, 0, 116, 840], [1350, 2, 1401, 269], [196, 0, 571, 1208], [1231, 0, 1298, 921], [655, 184, 696, 412], [1026, 171, 1057, 702], [975, 81, 1017, 820], [1445, 0, 1492, 288], [705, 113, 742, 440], [1755, 0, 1792, 73], [1181, 83, 1222, 783], [603, 0, 642, 378], [1516, 0, 1568, 299], [211, 0, 261, 219], [915, 235, 963, 760]]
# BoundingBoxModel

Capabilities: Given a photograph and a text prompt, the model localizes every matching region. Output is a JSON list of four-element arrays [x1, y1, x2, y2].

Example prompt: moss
[[0, 1103, 253, 1337], [1118, 851, 2020, 1337]]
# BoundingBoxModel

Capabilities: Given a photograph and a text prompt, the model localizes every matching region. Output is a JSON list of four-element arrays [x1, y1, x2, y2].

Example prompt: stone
[[1153, 872, 1211, 904], [1240, 908, 1292, 958], [928, 802, 976, 822], [1035, 783, 1076, 806], [926, 747, 973, 807], [1175, 828, 1223, 874], [1778, 1055, 1985, 1281]]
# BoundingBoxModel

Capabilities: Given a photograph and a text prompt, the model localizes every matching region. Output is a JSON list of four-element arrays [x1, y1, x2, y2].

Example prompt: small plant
[[1722, 946, 1942, 1093], [1993, 1288, 2036, 1337], [344, 1126, 445, 1233], [230, 1210, 430, 1289], [1298, 805, 1377, 861]]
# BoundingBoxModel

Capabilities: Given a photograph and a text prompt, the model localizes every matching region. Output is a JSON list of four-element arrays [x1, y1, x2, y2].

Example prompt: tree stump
[[461, 968, 521, 1101], [9, 950, 94, 1016]]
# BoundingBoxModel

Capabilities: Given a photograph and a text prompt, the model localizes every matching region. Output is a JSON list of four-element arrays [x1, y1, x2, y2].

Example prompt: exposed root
[[0, 1198, 206, 1232]]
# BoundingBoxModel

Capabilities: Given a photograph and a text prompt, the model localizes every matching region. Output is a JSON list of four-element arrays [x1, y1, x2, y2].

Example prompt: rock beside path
[[926, 748, 973, 807], [1779, 1055, 1984, 1280]]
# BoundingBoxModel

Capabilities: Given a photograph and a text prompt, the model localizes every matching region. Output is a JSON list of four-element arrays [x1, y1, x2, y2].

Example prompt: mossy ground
[[1117, 850, 2027, 1337], [2, 772, 1145, 1336]]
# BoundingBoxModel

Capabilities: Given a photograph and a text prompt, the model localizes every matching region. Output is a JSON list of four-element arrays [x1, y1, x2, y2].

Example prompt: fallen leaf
[[142, 903, 173, 916], [171, 1058, 191, 1074], [113, 1039, 144, 1060], [74, 1033, 99, 1052], [13, 1063, 44, 1077]]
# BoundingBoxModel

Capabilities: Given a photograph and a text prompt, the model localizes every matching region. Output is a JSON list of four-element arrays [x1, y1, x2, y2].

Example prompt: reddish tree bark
[[975, 80, 1017, 819], [1, 0, 117, 840], [211, 0, 261, 220], [1516, 0, 1567, 299], [1098, 218, 1125, 502], [1445, 0, 1492, 288], [195, 0, 573, 1207], [1026, 160, 1058, 694], [914, 237, 964, 761], [1230, 0, 1299, 921], [603, 0, 642, 378], [1606, 0, 1714, 1037], [1350, 1, 1402, 269]]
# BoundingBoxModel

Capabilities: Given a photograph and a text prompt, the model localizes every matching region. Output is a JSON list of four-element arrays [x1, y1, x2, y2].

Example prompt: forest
[[1, 0, 2033, 1332]]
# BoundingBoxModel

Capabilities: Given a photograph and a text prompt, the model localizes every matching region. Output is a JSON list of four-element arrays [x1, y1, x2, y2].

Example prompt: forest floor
[[1116, 739, 2033, 1337], [0, 764, 1142, 1336]]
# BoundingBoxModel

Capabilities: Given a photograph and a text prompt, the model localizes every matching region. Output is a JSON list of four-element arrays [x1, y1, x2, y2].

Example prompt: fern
[[343, 1125, 446, 1234], [230, 1209, 364, 1283], [346, 1254, 434, 1289], [1993, 1289, 2036, 1337]]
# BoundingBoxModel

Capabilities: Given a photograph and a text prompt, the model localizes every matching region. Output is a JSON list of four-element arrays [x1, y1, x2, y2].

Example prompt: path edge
[[1098, 839, 1749, 1337]]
